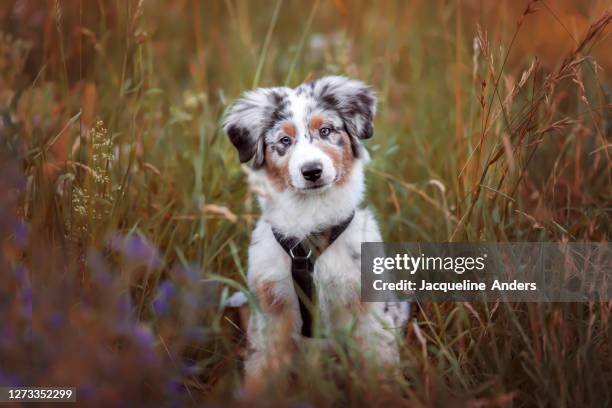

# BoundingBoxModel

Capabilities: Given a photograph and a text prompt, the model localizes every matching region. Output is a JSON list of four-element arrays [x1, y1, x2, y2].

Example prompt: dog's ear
[[223, 87, 290, 167], [312, 76, 377, 140]]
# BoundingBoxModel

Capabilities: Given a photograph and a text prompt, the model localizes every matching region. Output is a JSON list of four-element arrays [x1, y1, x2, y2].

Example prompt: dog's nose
[[301, 161, 323, 182]]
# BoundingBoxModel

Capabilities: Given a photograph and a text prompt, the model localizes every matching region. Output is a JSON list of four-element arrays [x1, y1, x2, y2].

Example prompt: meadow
[[1, 0, 611, 406]]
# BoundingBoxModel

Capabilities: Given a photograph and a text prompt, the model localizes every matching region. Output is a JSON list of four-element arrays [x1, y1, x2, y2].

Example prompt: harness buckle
[[289, 245, 312, 260]]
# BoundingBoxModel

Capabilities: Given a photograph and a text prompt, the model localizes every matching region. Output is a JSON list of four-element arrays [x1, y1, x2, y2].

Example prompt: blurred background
[[1, 0, 610, 406]]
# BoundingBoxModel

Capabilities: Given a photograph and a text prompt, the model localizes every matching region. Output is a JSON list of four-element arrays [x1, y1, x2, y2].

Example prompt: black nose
[[301, 162, 323, 182]]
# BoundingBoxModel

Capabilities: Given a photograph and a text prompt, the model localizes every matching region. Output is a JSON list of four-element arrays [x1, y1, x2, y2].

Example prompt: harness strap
[[272, 212, 355, 337]]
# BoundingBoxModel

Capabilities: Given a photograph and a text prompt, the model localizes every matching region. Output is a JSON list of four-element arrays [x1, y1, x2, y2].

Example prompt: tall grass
[[1, 0, 610, 406]]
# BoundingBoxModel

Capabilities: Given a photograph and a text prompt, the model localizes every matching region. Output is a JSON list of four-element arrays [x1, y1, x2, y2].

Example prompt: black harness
[[272, 212, 355, 337]]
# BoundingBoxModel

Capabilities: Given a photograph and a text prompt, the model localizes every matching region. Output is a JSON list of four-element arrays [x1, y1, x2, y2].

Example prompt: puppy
[[223, 76, 407, 379]]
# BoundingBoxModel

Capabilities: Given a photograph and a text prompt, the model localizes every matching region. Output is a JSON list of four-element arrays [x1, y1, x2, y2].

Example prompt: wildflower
[[165, 380, 189, 401], [108, 234, 162, 269], [116, 293, 133, 317], [12, 264, 28, 283], [0, 368, 22, 387], [152, 281, 175, 316], [181, 361, 202, 376], [132, 324, 155, 348], [48, 312, 65, 329], [21, 286, 32, 320], [63, 120, 116, 243], [14, 220, 28, 248]]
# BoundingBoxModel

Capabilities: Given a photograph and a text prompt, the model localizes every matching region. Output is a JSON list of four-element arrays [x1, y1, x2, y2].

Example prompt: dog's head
[[223, 76, 376, 193]]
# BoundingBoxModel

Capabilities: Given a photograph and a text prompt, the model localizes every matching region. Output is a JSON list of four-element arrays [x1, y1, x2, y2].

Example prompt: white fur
[[263, 158, 363, 239], [245, 159, 405, 375], [224, 77, 407, 377]]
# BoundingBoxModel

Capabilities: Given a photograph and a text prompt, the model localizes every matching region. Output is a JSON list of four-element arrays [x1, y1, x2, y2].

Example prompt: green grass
[[1, 0, 611, 406]]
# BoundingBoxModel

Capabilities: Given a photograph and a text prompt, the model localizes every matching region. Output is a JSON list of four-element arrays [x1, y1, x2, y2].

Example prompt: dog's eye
[[319, 127, 332, 137], [279, 136, 292, 146]]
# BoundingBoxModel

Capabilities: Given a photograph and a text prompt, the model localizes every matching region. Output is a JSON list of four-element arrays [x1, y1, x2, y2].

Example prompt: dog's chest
[[248, 208, 381, 329]]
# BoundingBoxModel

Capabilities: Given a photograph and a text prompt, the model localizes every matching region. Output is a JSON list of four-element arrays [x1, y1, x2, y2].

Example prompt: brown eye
[[319, 127, 332, 137], [280, 136, 292, 146]]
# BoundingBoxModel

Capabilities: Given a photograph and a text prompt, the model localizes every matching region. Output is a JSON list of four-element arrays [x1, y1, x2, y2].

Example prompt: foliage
[[0, 0, 610, 406]]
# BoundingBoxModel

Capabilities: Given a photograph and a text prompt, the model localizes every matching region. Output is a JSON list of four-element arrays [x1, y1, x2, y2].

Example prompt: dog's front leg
[[243, 277, 300, 392]]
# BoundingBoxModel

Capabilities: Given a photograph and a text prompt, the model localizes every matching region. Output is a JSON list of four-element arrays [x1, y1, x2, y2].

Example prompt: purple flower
[[116, 293, 133, 316], [14, 220, 28, 248], [13, 264, 28, 283], [152, 281, 175, 316], [78, 385, 96, 399], [181, 361, 202, 376], [132, 324, 155, 348], [152, 298, 167, 316], [158, 281, 175, 299], [48, 312, 65, 329], [0, 368, 22, 387], [108, 234, 162, 268], [21, 286, 32, 319], [166, 380, 186, 395], [0, 327, 14, 348]]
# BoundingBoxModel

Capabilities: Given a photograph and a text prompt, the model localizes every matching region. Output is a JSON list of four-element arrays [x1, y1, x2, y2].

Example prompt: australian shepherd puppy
[[223, 76, 407, 379]]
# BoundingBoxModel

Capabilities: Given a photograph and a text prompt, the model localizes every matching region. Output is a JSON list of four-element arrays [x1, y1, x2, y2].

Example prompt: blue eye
[[280, 136, 292, 146], [319, 127, 332, 137]]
